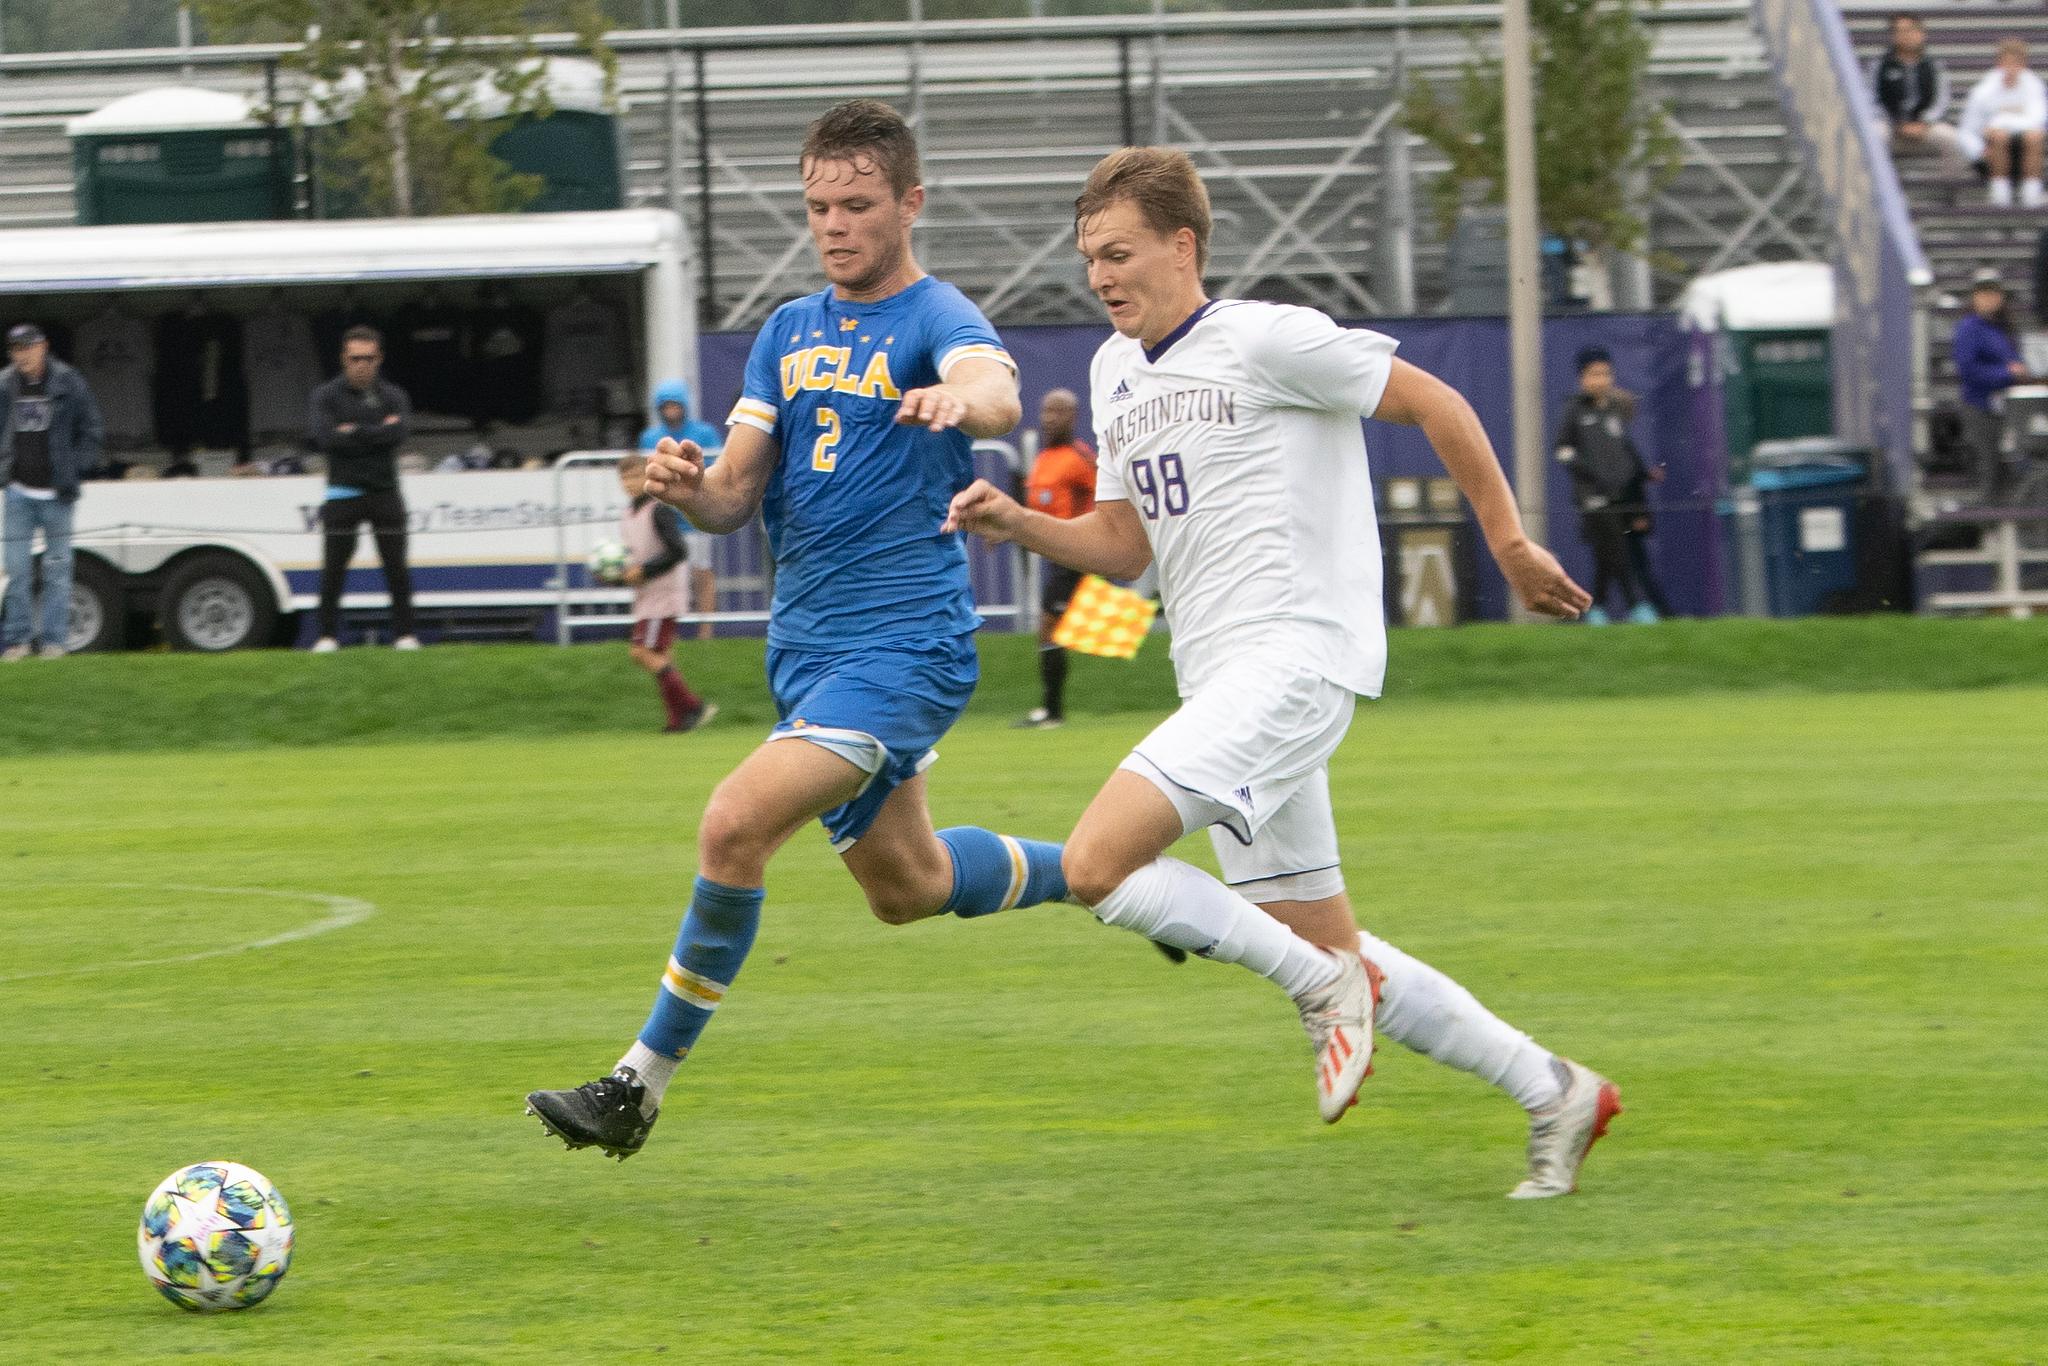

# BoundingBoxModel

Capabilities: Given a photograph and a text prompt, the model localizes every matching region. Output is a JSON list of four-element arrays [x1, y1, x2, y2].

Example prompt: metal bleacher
[[0, 4, 1826, 326], [1839, 2, 2048, 614]]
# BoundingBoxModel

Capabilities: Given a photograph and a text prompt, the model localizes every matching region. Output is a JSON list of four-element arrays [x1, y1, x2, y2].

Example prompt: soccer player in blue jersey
[[524, 100, 1072, 1159]]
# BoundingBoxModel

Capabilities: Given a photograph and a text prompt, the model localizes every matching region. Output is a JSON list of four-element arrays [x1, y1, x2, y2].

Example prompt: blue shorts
[[766, 632, 979, 850]]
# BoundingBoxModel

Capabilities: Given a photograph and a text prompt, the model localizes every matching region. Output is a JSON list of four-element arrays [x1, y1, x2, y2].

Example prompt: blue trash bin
[[1752, 463, 1865, 616]]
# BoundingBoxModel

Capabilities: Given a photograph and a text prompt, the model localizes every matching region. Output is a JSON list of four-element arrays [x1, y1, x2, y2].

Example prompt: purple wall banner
[[705, 313, 1722, 622]]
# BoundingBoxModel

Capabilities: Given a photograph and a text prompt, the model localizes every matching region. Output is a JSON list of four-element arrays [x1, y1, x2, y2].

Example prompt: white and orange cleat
[[1294, 949, 1384, 1123], [1508, 1059, 1622, 1198]]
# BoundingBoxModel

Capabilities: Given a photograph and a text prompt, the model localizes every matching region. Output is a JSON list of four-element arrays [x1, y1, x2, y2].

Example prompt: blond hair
[[1074, 146, 1213, 274]]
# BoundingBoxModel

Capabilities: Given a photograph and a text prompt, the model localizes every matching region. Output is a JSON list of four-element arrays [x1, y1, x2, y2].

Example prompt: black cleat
[[1152, 941, 1188, 965], [664, 700, 720, 735], [524, 1068, 657, 1160]]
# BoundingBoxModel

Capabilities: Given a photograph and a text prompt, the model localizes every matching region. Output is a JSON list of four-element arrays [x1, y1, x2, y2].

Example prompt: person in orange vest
[[1015, 388, 1096, 728]]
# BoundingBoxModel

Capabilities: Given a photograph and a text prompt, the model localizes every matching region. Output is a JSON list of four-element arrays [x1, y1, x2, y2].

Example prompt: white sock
[[1356, 929, 1564, 1111], [1092, 857, 1339, 999], [615, 1041, 680, 1117]]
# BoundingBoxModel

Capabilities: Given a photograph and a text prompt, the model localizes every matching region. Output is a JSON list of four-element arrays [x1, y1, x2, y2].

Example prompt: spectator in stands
[[639, 380, 722, 640], [1958, 37, 2048, 207], [1555, 347, 1658, 625], [307, 325, 419, 652], [1, 323, 104, 660], [1953, 270, 2031, 498], [1870, 13, 1970, 179], [1014, 388, 1097, 728]]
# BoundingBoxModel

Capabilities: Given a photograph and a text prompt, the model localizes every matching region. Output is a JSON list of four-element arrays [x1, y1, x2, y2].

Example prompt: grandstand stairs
[[1843, 0, 2048, 426]]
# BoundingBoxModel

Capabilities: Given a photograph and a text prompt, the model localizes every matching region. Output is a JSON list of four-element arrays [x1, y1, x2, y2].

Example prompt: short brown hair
[[800, 99, 920, 198], [341, 324, 381, 351], [617, 452, 648, 475], [1075, 146, 1213, 274], [1997, 36, 2028, 59]]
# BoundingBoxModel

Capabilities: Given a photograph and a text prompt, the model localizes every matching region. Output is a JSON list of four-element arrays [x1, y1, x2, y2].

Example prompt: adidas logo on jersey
[[1110, 380, 1133, 402]]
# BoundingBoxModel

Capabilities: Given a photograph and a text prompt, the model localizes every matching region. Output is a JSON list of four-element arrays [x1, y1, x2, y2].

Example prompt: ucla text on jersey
[[728, 277, 1013, 652]]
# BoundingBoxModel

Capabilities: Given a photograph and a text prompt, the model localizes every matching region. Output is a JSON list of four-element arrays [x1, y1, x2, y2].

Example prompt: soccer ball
[[587, 540, 631, 585], [138, 1161, 294, 1312]]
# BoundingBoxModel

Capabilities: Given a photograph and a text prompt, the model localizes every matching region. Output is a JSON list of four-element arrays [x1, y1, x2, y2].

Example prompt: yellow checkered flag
[[1051, 575, 1157, 660]]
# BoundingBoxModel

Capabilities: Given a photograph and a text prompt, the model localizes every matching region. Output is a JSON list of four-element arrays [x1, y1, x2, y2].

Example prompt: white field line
[[1, 883, 376, 983]]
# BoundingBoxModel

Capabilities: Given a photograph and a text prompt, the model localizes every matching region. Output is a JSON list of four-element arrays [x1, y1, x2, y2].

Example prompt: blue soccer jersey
[[727, 277, 1013, 651]]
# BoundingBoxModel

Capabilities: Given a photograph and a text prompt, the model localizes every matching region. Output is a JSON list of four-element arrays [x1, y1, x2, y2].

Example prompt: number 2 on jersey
[[1129, 452, 1189, 518], [811, 407, 842, 472]]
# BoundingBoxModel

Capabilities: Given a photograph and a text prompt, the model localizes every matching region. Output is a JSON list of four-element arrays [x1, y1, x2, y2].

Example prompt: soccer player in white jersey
[[946, 147, 1620, 1198]]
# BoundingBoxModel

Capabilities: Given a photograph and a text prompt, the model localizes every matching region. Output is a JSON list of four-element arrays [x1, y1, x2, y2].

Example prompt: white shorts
[[1119, 658, 1355, 904]]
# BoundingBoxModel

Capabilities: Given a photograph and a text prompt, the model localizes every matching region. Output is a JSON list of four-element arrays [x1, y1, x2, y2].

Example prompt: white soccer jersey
[[1089, 300, 1397, 698]]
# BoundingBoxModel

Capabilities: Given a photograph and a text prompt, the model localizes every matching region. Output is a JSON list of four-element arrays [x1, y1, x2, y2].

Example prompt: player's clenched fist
[[941, 478, 1022, 539], [644, 436, 705, 506], [896, 386, 967, 432]]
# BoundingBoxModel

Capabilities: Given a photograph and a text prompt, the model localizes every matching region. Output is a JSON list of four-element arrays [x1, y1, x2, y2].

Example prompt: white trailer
[[0, 208, 701, 651], [66, 463, 671, 651]]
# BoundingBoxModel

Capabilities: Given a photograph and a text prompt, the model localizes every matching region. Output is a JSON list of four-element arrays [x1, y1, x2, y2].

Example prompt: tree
[[195, 0, 614, 217], [1402, 0, 1679, 273]]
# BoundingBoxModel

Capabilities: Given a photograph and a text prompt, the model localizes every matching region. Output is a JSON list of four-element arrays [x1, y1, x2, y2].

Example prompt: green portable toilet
[[1680, 262, 1835, 484], [67, 87, 293, 226], [486, 58, 622, 214], [307, 57, 619, 218]]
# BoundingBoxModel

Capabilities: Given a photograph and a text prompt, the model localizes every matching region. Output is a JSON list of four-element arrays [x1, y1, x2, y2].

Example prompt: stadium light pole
[[664, 0, 684, 220], [1501, 0, 1548, 621], [1151, 0, 1167, 143], [908, 0, 925, 129]]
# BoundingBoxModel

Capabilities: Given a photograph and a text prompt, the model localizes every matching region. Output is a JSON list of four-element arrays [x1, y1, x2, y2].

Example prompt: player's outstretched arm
[[644, 424, 777, 534], [1373, 359, 1592, 619], [897, 356, 1022, 438], [945, 481, 1152, 580]]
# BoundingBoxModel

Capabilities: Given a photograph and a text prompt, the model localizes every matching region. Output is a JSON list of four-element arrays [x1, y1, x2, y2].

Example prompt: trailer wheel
[[159, 553, 278, 653], [65, 555, 128, 653]]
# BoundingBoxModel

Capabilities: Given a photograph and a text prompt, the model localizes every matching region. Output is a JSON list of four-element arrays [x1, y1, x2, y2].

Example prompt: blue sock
[[636, 876, 764, 1059], [937, 827, 1067, 917]]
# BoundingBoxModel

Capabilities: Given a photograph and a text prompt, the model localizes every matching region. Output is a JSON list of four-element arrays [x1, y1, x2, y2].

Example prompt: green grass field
[[4, 623, 2046, 1362]]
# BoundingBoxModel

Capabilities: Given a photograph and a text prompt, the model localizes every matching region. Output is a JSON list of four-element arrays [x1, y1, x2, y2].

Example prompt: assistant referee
[[1015, 388, 1096, 728]]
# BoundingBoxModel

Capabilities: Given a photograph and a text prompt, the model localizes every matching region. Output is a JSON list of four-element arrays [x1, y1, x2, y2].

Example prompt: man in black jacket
[[306, 325, 418, 652], [1, 323, 105, 659], [1555, 347, 1663, 625], [1870, 13, 1970, 177]]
